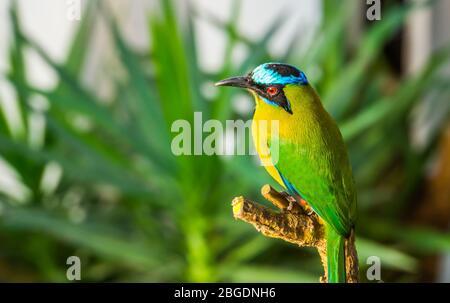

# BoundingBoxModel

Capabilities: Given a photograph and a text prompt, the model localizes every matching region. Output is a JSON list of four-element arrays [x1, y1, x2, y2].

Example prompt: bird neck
[[252, 84, 324, 140]]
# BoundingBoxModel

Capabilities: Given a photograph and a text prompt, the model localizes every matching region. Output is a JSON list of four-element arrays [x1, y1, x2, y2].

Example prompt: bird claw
[[287, 200, 295, 211], [280, 192, 297, 211], [280, 191, 290, 200], [281, 192, 315, 216], [278, 191, 316, 216]]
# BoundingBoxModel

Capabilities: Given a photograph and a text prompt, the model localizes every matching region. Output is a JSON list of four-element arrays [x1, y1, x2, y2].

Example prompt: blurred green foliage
[[0, 0, 450, 282]]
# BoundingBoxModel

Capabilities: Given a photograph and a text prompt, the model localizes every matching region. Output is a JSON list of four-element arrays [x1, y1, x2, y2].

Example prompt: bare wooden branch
[[260, 184, 290, 210], [231, 184, 358, 283], [345, 229, 359, 283]]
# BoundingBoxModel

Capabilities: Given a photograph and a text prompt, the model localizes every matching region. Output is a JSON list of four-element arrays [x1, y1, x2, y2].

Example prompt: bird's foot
[[279, 192, 314, 215], [292, 195, 314, 215], [279, 192, 297, 211], [280, 191, 293, 202], [299, 199, 314, 216], [287, 200, 295, 211]]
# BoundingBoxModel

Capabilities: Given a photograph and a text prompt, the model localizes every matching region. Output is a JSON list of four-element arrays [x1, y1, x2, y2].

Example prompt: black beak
[[215, 76, 252, 89]]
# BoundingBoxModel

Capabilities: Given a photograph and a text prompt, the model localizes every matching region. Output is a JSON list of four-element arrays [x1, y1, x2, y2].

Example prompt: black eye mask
[[250, 82, 293, 115]]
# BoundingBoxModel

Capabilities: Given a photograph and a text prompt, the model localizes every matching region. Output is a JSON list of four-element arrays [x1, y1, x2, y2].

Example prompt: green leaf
[[364, 219, 450, 254], [341, 43, 450, 141], [7, 3, 29, 138], [357, 238, 417, 273], [325, 3, 417, 118], [0, 133, 153, 196], [108, 14, 173, 165], [0, 203, 171, 269]]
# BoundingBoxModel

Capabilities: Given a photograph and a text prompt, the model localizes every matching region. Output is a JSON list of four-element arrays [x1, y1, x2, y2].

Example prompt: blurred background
[[0, 0, 449, 282]]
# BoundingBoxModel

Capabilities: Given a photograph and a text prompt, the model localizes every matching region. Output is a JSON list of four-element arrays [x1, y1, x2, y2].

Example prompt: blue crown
[[251, 63, 308, 85]]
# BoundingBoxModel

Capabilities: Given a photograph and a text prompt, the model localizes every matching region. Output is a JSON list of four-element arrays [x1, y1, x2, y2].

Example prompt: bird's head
[[215, 62, 308, 115]]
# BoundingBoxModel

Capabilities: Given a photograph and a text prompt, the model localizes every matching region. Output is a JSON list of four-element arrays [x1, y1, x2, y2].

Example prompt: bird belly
[[251, 118, 285, 188]]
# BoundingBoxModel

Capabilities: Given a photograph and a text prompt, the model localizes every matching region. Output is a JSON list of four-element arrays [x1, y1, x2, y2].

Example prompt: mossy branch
[[231, 184, 358, 283]]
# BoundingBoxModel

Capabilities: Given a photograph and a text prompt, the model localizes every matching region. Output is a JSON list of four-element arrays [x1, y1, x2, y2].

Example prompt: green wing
[[272, 140, 356, 237]]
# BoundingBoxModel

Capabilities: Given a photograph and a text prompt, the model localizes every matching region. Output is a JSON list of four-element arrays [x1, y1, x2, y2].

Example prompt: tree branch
[[231, 184, 358, 283]]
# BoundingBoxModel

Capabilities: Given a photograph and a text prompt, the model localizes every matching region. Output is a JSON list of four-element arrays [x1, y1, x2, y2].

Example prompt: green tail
[[326, 223, 346, 283]]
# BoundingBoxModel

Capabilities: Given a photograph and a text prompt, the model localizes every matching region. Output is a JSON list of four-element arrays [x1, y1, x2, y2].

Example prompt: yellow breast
[[251, 96, 288, 189], [249, 85, 318, 189]]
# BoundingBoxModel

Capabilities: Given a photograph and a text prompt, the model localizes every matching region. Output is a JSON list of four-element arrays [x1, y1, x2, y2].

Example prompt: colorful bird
[[216, 63, 357, 283]]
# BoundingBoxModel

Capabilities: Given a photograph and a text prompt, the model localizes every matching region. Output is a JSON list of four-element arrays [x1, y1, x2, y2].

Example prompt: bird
[[215, 63, 357, 283]]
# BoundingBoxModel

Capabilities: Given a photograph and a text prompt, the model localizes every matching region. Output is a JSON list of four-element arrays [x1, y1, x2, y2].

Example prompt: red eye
[[266, 86, 278, 96]]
